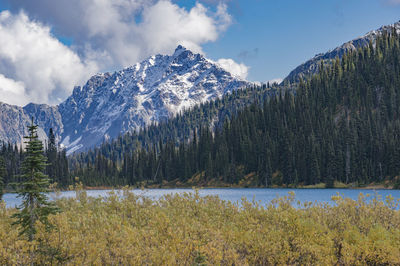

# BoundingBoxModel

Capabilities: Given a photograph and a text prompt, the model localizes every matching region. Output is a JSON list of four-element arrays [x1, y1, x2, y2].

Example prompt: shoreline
[[2, 183, 396, 194]]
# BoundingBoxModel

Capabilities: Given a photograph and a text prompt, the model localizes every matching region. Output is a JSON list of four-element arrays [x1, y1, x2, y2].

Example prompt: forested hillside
[[0, 83, 279, 188], [69, 30, 400, 187], [68, 83, 280, 185], [2, 30, 400, 188]]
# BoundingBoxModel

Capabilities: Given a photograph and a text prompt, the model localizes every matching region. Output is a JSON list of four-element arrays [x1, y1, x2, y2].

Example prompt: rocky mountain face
[[284, 20, 400, 83], [0, 103, 30, 146], [0, 102, 62, 146], [0, 45, 250, 154]]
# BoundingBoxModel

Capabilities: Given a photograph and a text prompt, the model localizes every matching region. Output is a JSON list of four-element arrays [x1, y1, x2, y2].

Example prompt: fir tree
[[12, 118, 60, 241], [0, 156, 5, 201], [46, 128, 57, 183]]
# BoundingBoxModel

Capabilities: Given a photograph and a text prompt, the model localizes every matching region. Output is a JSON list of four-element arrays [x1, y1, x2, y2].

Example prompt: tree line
[[0, 128, 69, 193]]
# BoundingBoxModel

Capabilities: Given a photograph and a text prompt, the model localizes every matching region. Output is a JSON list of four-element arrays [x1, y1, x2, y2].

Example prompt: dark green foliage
[[12, 119, 60, 241], [71, 30, 400, 187], [0, 128, 70, 188], [46, 128, 69, 186], [46, 128, 57, 183], [0, 156, 5, 200], [68, 84, 279, 186], [0, 141, 23, 186]]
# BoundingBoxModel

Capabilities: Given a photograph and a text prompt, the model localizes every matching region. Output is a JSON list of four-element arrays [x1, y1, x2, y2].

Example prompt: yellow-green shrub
[[1, 189, 400, 265]]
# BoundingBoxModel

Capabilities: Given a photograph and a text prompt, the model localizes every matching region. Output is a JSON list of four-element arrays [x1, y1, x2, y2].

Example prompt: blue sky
[[196, 0, 400, 81], [0, 0, 399, 105]]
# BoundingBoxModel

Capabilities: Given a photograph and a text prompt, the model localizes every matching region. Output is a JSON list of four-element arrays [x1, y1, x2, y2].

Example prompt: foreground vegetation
[[1, 188, 400, 265]]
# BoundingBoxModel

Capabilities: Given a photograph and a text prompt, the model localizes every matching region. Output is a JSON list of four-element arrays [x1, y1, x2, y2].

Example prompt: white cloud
[[0, 1, 246, 106], [216, 58, 248, 79], [7, 0, 233, 69], [0, 11, 97, 106], [0, 74, 29, 106], [138, 2, 231, 56]]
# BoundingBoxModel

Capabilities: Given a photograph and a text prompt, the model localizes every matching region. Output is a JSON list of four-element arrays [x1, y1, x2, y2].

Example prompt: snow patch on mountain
[[57, 45, 250, 154]]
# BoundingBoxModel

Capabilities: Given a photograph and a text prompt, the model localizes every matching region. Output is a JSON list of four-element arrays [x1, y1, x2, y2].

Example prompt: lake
[[3, 188, 400, 208]]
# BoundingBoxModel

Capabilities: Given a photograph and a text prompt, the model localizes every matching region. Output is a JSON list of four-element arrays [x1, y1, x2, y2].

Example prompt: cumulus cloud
[[0, 0, 247, 106], [138, 2, 231, 56], [217, 58, 248, 79], [6, 0, 233, 69], [0, 10, 97, 106], [0, 74, 29, 106]]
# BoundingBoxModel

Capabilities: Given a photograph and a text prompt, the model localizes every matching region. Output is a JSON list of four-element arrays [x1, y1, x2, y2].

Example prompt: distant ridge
[[284, 20, 400, 83]]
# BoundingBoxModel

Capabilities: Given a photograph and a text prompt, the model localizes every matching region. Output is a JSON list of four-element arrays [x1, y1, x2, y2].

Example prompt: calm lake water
[[3, 188, 400, 208]]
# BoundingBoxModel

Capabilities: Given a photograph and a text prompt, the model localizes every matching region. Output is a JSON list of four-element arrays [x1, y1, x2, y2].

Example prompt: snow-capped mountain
[[285, 20, 400, 83], [0, 45, 250, 154]]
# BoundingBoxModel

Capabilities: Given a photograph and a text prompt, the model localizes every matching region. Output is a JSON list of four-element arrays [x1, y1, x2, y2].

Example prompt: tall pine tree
[[12, 118, 60, 241]]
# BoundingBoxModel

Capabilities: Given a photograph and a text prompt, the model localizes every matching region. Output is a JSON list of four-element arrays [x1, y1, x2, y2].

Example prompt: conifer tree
[[46, 128, 58, 185], [12, 118, 60, 241], [0, 156, 5, 201]]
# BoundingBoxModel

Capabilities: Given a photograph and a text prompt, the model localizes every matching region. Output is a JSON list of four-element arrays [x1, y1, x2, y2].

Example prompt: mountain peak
[[172, 44, 195, 59], [174, 44, 187, 53], [56, 45, 250, 154]]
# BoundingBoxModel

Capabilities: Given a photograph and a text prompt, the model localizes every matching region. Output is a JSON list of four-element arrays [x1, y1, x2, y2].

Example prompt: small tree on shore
[[12, 118, 60, 241]]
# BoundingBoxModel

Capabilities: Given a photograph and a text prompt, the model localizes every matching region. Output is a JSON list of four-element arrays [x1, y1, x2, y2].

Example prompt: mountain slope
[[284, 20, 400, 83], [0, 102, 30, 145], [0, 102, 63, 146], [0, 46, 250, 154], [58, 45, 250, 154]]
